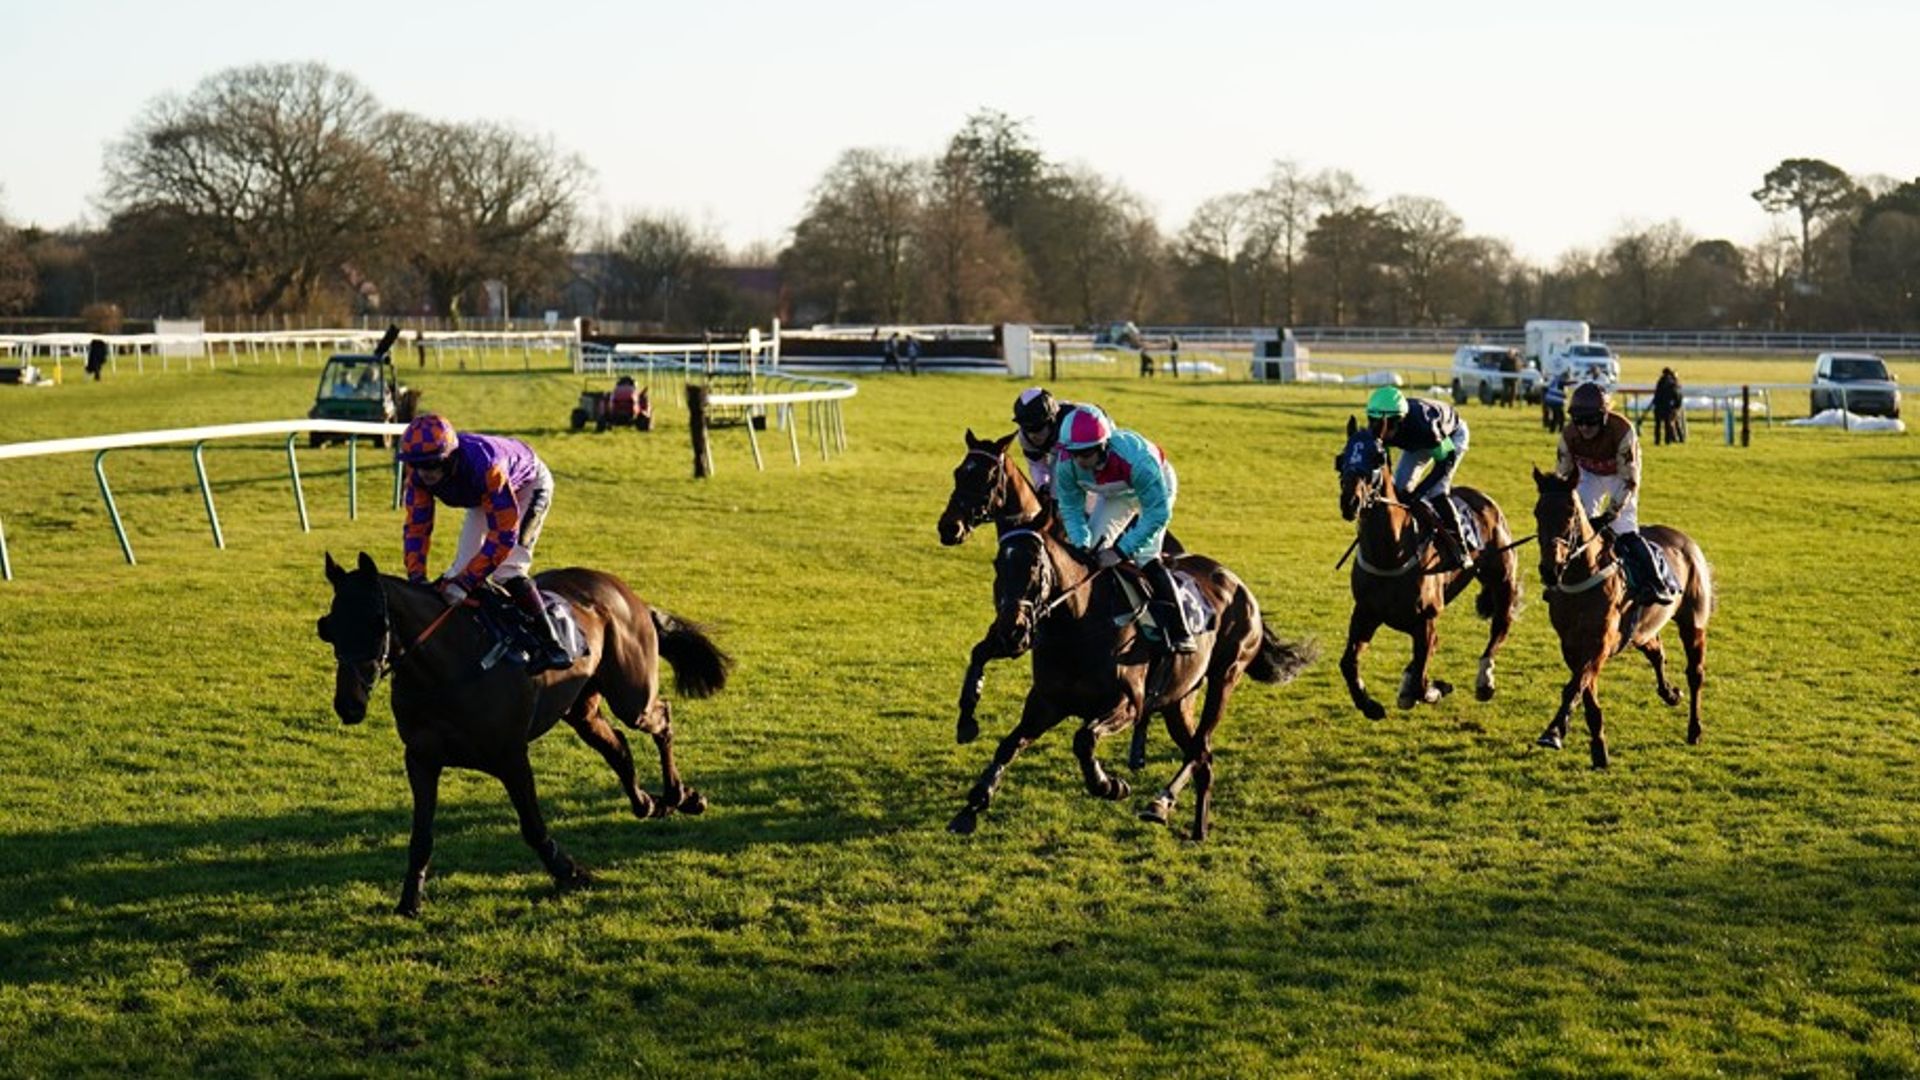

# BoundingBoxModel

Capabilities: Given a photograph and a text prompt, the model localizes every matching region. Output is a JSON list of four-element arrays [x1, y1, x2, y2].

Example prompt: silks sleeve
[[1056, 461, 1092, 550], [453, 464, 521, 590], [1116, 448, 1172, 558], [401, 476, 436, 583]]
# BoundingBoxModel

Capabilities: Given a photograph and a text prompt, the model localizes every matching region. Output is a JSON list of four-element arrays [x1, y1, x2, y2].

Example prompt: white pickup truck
[[1545, 342, 1621, 389]]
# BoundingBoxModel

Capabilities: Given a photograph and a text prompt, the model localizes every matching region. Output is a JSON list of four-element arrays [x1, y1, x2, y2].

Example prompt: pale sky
[[2, 0, 1913, 265]]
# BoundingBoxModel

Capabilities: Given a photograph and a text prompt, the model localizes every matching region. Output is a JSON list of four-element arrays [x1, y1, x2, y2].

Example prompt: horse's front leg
[[956, 635, 1003, 745], [396, 749, 442, 917], [495, 750, 591, 890], [1140, 697, 1198, 824], [1398, 616, 1451, 708], [1581, 669, 1609, 769], [1538, 674, 1581, 750], [1340, 606, 1388, 720], [1073, 707, 1133, 803], [1475, 560, 1516, 702], [949, 690, 1064, 835]]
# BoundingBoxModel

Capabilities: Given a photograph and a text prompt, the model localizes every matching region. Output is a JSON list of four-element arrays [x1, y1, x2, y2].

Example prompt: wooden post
[[1741, 385, 1750, 447], [1048, 338, 1058, 382], [687, 384, 713, 478]]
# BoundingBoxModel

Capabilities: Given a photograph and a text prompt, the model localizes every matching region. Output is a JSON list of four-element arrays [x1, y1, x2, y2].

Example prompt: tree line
[[3, 64, 1919, 334]]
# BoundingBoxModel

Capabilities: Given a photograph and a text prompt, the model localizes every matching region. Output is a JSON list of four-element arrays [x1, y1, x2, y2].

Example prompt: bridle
[[331, 575, 469, 687], [1540, 495, 1613, 594], [996, 528, 1109, 627], [949, 447, 1008, 530]]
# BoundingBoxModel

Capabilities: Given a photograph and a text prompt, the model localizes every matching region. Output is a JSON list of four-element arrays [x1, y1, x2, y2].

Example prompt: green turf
[[0, 352, 1915, 1078]]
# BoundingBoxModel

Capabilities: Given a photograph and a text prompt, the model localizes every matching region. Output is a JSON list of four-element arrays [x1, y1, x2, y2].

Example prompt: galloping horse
[[318, 553, 730, 915], [948, 507, 1315, 840], [1334, 418, 1519, 719], [937, 430, 1048, 746], [1529, 469, 1714, 768]]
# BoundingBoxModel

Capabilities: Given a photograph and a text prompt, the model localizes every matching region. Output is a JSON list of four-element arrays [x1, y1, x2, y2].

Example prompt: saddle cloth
[[1114, 567, 1219, 644], [1447, 494, 1483, 554], [474, 591, 591, 672]]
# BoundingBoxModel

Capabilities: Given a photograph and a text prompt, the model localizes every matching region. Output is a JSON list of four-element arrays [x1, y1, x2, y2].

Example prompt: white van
[[1546, 342, 1621, 389]]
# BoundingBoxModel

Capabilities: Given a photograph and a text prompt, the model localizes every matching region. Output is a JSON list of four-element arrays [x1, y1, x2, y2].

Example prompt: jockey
[[1011, 387, 1080, 498], [1554, 383, 1675, 605], [1052, 404, 1194, 654], [1365, 385, 1475, 572], [396, 414, 572, 673]]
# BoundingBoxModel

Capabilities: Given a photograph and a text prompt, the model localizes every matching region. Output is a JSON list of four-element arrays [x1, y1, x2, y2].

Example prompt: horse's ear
[[965, 427, 979, 447], [1346, 415, 1357, 438], [316, 616, 333, 642], [993, 430, 1017, 453], [357, 551, 377, 575], [325, 553, 345, 584], [1532, 465, 1548, 489]]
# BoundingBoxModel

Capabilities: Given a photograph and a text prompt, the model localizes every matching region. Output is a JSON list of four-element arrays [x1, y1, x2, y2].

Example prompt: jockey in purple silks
[[396, 414, 572, 673]]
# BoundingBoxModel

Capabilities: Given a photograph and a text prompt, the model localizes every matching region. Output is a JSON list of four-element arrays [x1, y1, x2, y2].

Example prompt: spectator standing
[[85, 338, 108, 381], [1169, 335, 1181, 378], [904, 334, 921, 376]]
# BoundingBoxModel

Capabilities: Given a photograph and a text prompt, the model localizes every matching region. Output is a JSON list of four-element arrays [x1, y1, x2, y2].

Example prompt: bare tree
[[918, 148, 1031, 322], [0, 204, 35, 315], [103, 62, 392, 313], [783, 148, 923, 323], [380, 114, 586, 321], [614, 211, 720, 326], [1244, 160, 1318, 325], [1751, 158, 1859, 281], [1382, 194, 1466, 325], [1176, 193, 1248, 323]]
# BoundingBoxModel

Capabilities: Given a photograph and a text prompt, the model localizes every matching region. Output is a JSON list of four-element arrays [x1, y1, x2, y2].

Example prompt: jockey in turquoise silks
[[1051, 404, 1194, 653], [396, 414, 572, 673]]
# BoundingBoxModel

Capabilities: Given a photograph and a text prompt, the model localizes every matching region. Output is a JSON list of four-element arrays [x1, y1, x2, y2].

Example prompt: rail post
[[1740, 386, 1750, 447], [687, 384, 713, 478]]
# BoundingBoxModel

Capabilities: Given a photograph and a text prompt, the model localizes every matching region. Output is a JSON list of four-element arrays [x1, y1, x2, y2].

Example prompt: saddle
[[471, 586, 591, 673], [1447, 495, 1484, 555], [1111, 566, 1218, 648]]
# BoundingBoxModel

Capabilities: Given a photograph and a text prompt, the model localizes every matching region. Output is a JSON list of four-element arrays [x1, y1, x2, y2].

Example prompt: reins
[[1000, 528, 1110, 618]]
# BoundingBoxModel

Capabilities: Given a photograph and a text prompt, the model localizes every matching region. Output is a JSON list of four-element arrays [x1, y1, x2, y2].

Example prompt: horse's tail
[[1246, 621, 1318, 685], [651, 609, 732, 699]]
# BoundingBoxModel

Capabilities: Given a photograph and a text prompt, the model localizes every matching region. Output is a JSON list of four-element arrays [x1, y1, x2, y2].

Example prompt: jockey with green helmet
[[1365, 384, 1476, 571], [396, 414, 572, 673], [1052, 404, 1194, 653]]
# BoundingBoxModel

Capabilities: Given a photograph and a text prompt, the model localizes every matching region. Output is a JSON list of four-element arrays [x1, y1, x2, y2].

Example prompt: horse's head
[[318, 551, 391, 725], [1530, 466, 1592, 588], [1334, 415, 1390, 522], [938, 428, 1018, 546], [987, 527, 1056, 656]]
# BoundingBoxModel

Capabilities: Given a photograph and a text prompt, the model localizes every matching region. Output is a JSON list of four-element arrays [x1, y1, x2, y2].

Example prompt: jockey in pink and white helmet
[[1052, 405, 1194, 653]]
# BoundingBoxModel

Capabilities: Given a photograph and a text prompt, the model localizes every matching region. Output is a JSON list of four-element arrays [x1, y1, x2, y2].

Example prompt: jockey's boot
[[1430, 495, 1474, 572], [505, 576, 574, 674], [1620, 531, 1677, 606], [1143, 558, 1197, 654]]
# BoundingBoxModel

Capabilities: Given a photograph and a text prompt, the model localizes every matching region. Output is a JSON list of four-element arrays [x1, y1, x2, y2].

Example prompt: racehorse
[[317, 553, 730, 915], [947, 507, 1315, 841], [1334, 417, 1519, 719], [1529, 468, 1714, 768]]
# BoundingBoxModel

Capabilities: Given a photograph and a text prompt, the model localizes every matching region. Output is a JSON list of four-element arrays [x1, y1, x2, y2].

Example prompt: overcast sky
[[2, 0, 1912, 264]]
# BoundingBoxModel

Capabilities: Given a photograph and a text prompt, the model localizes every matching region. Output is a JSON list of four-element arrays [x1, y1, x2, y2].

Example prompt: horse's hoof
[[1475, 684, 1496, 702], [1396, 694, 1417, 710], [948, 809, 979, 835], [630, 792, 657, 819], [394, 897, 422, 918], [1430, 679, 1454, 701], [1361, 700, 1387, 721], [678, 789, 708, 815], [1536, 732, 1563, 750], [955, 718, 979, 745], [1660, 687, 1683, 707], [1126, 751, 1147, 771], [556, 863, 593, 891], [1590, 748, 1610, 769], [1101, 777, 1131, 801], [1138, 798, 1172, 824], [1686, 726, 1703, 745]]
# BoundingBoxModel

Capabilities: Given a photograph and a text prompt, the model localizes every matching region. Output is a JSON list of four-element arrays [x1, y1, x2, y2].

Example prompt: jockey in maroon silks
[[396, 414, 571, 673]]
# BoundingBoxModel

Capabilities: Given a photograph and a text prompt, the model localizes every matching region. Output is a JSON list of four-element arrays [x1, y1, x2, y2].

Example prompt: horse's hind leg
[[1140, 697, 1197, 824], [396, 749, 442, 917], [1475, 564, 1516, 702], [1184, 676, 1241, 842], [1538, 674, 1581, 750], [563, 691, 658, 820], [1399, 617, 1450, 709], [1638, 639, 1684, 708], [1126, 716, 1151, 772], [636, 700, 705, 816], [495, 750, 591, 890], [1678, 613, 1707, 745]]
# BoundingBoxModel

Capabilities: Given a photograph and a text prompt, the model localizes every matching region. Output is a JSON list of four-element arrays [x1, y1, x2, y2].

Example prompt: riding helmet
[[398, 414, 459, 463], [1059, 405, 1114, 452], [1012, 387, 1058, 430], [1365, 385, 1409, 420], [1568, 382, 1610, 421]]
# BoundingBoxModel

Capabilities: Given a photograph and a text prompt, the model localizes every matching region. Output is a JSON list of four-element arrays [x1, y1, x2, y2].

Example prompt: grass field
[[0, 353, 1916, 1078]]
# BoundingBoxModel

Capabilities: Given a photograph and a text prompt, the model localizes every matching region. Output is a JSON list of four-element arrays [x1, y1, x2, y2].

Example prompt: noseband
[[950, 447, 1007, 528]]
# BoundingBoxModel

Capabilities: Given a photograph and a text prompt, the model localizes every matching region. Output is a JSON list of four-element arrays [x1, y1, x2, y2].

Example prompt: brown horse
[[937, 430, 1048, 746], [1335, 418, 1519, 719], [947, 507, 1315, 840], [1529, 469, 1714, 768], [317, 553, 730, 915]]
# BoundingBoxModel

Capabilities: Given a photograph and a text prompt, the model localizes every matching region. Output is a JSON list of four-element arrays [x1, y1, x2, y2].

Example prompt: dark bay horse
[[1529, 469, 1714, 768], [948, 508, 1315, 840], [318, 553, 730, 915], [1335, 418, 1519, 719], [937, 430, 1048, 746]]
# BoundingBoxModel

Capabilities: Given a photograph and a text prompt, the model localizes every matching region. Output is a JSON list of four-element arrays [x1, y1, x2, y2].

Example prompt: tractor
[[570, 376, 652, 432]]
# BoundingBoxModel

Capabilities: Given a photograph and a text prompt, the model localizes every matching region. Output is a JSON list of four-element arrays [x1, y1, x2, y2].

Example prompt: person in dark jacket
[[1365, 385, 1475, 571], [85, 338, 108, 381]]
